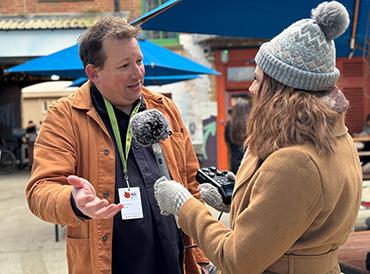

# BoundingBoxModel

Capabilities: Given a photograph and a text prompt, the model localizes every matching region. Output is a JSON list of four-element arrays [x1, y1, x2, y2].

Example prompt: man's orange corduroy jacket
[[26, 81, 208, 274]]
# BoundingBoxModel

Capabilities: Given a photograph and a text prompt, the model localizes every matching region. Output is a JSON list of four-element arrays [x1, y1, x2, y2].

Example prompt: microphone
[[130, 109, 171, 179]]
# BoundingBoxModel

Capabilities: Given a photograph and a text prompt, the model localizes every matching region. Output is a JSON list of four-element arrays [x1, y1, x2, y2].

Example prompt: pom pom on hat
[[312, 1, 350, 41], [255, 1, 350, 92]]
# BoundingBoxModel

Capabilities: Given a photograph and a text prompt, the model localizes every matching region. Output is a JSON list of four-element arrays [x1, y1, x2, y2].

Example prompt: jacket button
[[103, 192, 109, 198], [102, 234, 108, 241], [103, 149, 109, 155]]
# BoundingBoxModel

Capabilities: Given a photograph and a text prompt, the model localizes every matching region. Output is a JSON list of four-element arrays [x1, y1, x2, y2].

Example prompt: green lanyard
[[104, 98, 141, 190]]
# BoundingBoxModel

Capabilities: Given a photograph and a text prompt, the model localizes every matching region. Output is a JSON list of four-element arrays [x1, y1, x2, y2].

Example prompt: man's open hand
[[68, 175, 123, 219]]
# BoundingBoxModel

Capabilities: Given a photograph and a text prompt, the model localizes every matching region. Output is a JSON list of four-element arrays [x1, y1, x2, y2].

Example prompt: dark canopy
[[132, 0, 369, 57]]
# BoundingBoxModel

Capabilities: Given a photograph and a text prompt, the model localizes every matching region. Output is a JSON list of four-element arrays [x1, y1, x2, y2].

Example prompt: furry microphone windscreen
[[130, 109, 171, 146]]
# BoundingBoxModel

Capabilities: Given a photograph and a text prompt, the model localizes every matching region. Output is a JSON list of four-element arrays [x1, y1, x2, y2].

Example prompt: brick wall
[[121, 0, 141, 20], [0, 0, 141, 20]]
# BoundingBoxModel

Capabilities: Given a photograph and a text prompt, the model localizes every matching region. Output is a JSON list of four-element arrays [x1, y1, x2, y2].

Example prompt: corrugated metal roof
[[0, 12, 128, 30]]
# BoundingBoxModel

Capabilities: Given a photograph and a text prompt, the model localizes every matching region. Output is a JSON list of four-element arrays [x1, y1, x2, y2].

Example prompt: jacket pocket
[[66, 237, 92, 274]]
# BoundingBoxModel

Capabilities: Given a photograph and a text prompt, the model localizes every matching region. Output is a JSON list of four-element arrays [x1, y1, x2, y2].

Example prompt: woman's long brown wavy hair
[[246, 73, 340, 160]]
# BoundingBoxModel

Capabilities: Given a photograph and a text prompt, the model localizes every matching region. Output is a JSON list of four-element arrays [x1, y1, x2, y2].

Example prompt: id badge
[[118, 187, 143, 220]]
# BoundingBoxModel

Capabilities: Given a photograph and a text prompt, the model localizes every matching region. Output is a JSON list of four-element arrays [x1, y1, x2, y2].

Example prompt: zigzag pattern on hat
[[255, 1, 349, 91], [270, 23, 335, 73], [296, 25, 331, 53]]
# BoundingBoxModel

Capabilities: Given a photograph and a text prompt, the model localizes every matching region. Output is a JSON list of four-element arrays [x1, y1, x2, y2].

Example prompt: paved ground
[[0, 172, 369, 274], [0, 171, 66, 274]]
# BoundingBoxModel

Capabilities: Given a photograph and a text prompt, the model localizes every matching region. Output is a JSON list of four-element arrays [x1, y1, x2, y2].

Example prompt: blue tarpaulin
[[132, 0, 369, 57], [5, 39, 218, 78]]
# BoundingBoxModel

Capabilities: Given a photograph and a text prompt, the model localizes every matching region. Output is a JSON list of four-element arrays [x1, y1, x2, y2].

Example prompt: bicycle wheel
[[0, 149, 16, 174]]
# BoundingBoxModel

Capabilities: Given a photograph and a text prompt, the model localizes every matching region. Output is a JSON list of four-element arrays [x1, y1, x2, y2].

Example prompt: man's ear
[[85, 64, 100, 85]]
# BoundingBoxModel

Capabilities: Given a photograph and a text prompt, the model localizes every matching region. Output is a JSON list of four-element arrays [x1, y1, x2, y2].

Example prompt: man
[[26, 17, 208, 274], [25, 120, 37, 166]]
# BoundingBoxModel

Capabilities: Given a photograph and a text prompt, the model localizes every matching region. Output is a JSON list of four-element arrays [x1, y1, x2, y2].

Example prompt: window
[[42, 100, 56, 114], [227, 66, 255, 82], [141, 0, 179, 47]]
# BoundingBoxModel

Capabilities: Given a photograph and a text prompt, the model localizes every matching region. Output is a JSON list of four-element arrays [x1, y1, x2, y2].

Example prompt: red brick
[[0, 0, 141, 19]]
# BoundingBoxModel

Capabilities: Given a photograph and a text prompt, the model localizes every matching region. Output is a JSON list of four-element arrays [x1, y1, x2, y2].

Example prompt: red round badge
[[124, 192, 131, 199]]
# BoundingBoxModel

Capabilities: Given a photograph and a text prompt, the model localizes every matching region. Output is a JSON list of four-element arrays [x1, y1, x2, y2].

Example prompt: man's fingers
[[103, 204, 124, 219], [74, 194, 94, 207], [102, 204, 123, 219], [95, 204, 123, 219], [68, 175, 96, 196], [67, 175, 85, 189], [82, 199, 109, 213]]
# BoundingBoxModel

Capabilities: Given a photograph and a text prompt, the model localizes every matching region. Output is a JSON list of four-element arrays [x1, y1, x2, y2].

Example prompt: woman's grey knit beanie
[[255, 1, 350, 92]]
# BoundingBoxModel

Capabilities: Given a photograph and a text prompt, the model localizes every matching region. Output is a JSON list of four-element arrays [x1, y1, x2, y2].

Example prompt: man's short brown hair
[[78, 17, 141, 68]]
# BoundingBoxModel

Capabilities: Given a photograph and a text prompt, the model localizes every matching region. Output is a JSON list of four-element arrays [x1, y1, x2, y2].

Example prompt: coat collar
[[71, 81, 93, 111]]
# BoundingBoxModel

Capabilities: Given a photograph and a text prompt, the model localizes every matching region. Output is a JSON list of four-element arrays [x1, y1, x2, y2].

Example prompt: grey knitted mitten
[[200, 184, 230, 213], [154, 176, 192, 216], [199, 172, 235, 213]]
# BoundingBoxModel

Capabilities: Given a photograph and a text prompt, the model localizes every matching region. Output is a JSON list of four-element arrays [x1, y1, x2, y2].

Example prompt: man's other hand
[[68, 175, 123, 219]]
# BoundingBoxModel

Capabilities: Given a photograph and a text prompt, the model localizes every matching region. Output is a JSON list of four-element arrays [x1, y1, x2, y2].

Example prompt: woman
[[154, 2, 362, 273], [224, 98, 250, 174]]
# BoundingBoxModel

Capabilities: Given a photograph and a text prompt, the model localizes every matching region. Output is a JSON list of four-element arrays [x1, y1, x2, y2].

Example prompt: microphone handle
[[152, 142, 171, 180]]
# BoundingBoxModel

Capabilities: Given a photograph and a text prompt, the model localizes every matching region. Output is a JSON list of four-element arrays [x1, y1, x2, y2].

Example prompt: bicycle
[[0, 148, 16, 174], [0, 134, 29, 174]]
